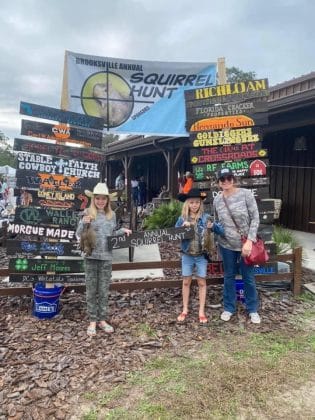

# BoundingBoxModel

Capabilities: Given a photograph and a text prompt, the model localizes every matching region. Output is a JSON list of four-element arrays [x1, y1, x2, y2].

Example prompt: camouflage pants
[[84, 259, 112, 322]]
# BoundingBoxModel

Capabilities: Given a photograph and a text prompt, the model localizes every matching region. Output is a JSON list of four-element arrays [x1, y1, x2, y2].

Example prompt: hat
[[85, 182, 112, 198], [177, 188, 207, 202], [216, 168, 234, 179]]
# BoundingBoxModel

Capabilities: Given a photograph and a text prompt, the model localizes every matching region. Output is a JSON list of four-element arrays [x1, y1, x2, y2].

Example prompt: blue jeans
[[219, 246, 259, 314]]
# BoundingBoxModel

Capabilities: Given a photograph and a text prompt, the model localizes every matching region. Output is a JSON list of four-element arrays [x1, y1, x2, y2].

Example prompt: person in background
[[138, 176, 147, 209], [76, 182, 132, 337], [158, 185, 168, 198], [115, 171, 125, 191], [20, 188, 33, 206], [213, 168, 261, 324], [131, 176, 139, 206], [182, 171, 194, 194], [175, 189, 224, 324]]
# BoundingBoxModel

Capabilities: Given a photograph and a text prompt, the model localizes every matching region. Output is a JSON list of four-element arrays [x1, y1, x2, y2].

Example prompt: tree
[[0, 130, 15, 167], [226, 67, 256, 83], [102, 133, 120, 148]]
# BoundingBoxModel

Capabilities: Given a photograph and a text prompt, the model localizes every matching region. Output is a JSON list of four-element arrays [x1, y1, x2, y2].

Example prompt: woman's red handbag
[[242, 236, 269, 265]]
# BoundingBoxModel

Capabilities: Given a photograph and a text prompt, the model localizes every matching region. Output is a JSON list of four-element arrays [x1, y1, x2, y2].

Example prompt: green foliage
[[143, 200, 182, 230], [226, 66, 256, 83], [0, 130, 15, 167], [272, 225, 300, 254]]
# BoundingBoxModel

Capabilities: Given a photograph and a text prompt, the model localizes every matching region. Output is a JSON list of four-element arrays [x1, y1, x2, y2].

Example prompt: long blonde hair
[[86, 195, 113, 220], [181, 198, 204, 220]]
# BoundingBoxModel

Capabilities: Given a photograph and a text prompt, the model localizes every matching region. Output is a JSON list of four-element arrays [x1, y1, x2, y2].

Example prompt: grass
[[272, 225, 300, 254], [80, 318, 315, 419]]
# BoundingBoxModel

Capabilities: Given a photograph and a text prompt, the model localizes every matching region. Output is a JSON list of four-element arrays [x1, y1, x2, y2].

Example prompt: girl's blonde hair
[[181, 198, 204, 220], [86, 195, 113, 220]]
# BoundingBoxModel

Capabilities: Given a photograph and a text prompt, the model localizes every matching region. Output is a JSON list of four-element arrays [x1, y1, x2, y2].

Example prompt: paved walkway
[[290, 230, 315, 272]]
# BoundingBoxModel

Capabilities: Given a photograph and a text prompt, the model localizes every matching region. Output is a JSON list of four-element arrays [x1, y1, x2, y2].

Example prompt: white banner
[[61, 50, 216, 137]]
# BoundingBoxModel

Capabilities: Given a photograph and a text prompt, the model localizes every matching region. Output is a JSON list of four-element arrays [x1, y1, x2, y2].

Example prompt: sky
[[1, 0, 314, 142]]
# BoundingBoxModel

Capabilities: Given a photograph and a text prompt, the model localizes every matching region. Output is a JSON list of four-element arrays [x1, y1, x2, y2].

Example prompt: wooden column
[[293, 246, 302, 296]]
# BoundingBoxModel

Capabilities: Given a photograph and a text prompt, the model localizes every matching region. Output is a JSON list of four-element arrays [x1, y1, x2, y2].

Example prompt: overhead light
[[293, 136, 307, 151]]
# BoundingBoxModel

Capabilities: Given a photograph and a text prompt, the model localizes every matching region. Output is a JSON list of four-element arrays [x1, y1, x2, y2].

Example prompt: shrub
[[272, 225, 299, 254], [143, 200, 182, 230]]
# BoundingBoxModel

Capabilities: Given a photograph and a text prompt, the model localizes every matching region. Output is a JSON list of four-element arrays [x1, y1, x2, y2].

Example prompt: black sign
[[10, 273, 85, 283], [16, 170, 97, 193], [184, 79, 269, 106], [190, 146, 268, 164], [9, 258, 84, 274], [14, 138, 104, 162], [14, 189, 89, 211], [7, 239, 81, 256], [21, 119, 103, 148], [108, 227, 193, 250], [16, 152, 100, 179], [190, 127, 262, 147], [193, 159, 269, 180], [193, 177, 270, 190], [186, 99, 268, 124], [14, 207, 80, 228], [7, 223, 76, 240], [20, 102, 105, 130]]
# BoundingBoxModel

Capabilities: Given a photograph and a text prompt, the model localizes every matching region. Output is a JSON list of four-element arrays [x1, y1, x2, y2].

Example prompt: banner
[[61, 50, 217, 136]]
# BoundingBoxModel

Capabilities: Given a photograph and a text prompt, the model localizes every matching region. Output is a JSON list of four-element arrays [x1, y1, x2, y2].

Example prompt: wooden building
[[104, 72, 315, 233]]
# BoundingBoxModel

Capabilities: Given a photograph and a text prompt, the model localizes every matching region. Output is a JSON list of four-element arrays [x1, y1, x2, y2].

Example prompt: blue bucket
[[33, 283, 64, 319], [235, 279, 245, 303]]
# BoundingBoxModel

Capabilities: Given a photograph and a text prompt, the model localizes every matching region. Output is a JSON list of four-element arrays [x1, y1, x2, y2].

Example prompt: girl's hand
[[182, 221, 190, 227], [124, 228, 132, 236], [242, 239, 253, 257], [207, 221, 213, 229], [83, 215, 92, 224]]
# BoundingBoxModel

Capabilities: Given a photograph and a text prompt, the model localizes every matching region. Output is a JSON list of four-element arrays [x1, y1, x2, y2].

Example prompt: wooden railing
[[0, 247, 303, 297]]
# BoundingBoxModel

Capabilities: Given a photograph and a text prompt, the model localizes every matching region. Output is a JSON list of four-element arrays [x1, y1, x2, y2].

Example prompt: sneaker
[[220, 311, 233, 322], [250, 312, 261, 324]]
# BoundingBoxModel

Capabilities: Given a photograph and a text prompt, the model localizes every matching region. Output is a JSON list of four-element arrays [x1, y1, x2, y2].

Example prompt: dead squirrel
[[80, 223, 96, 256]]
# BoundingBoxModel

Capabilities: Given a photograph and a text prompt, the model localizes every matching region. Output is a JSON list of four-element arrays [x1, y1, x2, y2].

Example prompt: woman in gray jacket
[[213, 168, 261, 324], [76, 183, 131, 336]]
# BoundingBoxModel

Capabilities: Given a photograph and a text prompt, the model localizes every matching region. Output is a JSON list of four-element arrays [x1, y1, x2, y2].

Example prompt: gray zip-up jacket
[[76, 212, 125, 260], [213, 188, 260, 251]]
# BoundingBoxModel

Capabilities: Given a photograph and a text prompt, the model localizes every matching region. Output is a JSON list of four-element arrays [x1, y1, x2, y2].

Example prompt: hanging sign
[[14, 138, 104, 162], [14, 207, 80, 228], [190, 144, 267, 164], [21, 119, 103, 148], [7, 239, 81, 257], [16, 152, 101, 179], [7, 223, 76, 240], [9, 273, 85, 283], [108, 227, 193, 250], [190, 127, 261, 147], [16, 171, 97, 192], [20, 102, 105, 130], [193, 159, 269, 180], [9, 258, 84, 274]]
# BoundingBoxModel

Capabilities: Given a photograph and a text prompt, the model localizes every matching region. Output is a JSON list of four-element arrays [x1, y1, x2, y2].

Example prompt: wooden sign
[[189, 114, 268, 132], [108, 227, 193, 250], [16, 152, 101, 179], [9, 258, 84, 274], [7, 239, 81, 256], [204, 186, 270, 203], [14, 207, 80, 228], [193, 159, 269, 180], [10, 273, 85, 283], [14, 189, 89, 211], [20, 102, 105, 130], [21, 119, 103, 148], [186, 99, 267, 123], [254, 262, 279, 275], [16, 171, 97, 192], [184, 79, 269, 106], [14, 138, 104, 162], [7, 223, 76, 240], [193, 177, 270, 190], [190, 127, 261, 147], [190, 145, 268, 164]]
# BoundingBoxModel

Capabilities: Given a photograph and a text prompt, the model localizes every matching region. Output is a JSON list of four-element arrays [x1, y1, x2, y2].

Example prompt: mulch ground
[[1, 242, 315, 419]]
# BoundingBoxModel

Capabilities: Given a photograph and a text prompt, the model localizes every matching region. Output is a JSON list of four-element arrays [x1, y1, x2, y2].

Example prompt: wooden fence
[[0, 247, 303, 297]]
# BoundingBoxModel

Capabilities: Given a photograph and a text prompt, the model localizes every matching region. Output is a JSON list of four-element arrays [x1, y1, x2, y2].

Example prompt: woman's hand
[[242, 239, 253, 257], [124, 228, 132, 236]]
